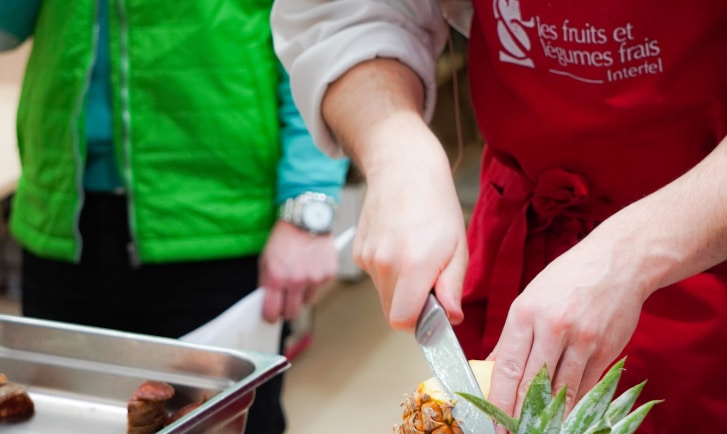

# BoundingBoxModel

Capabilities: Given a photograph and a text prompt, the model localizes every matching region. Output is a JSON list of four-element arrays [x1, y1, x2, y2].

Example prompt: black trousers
[[21, 192, 289, 434]]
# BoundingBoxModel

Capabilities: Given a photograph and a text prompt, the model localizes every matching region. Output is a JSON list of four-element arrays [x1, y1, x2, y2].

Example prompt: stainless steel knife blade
[[415, 293, 496, 434]]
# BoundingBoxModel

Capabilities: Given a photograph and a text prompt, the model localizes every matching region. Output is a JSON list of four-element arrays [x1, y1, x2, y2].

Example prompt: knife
[[416, 293, 496, 434]]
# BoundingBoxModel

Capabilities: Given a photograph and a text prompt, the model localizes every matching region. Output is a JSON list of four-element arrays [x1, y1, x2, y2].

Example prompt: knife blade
[[416, 293, 496, 434]]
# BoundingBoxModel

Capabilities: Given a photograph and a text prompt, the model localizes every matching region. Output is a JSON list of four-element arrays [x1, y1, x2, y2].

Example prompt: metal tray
[[0, 314, 290, 433]]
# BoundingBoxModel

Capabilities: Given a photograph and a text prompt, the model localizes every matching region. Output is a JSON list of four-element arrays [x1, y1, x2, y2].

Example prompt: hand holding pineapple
[[486, 235, 648, 431]]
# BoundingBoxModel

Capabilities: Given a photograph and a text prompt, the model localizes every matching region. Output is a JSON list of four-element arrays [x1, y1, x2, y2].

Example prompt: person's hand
[[259, 220, 338, 322], [351, 132, 469, 331], [321, 58, 468, 330], [486, 239, 646, 433]]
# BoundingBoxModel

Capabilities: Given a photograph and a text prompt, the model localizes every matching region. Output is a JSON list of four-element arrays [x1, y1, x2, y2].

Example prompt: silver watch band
[[278, 192, 336, 235]]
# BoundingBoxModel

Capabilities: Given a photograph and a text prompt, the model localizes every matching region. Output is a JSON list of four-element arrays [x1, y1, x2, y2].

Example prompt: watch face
[[302, 200, 334, 233]]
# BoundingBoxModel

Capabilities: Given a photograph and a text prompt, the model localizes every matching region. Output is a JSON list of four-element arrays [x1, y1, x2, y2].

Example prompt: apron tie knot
[[530, 167, 591, 232], [463, 154, 617, 355]]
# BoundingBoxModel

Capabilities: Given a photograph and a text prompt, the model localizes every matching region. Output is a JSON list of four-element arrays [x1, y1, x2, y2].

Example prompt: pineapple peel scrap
[[456, 357, 661, 434]]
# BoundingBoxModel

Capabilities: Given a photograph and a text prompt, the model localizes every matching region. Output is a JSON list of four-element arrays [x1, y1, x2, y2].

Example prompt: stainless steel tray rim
[[0, 314, 291, 434]]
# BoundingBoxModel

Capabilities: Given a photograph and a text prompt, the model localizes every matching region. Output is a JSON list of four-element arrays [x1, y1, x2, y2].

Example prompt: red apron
[[456, 1, 727, 432]]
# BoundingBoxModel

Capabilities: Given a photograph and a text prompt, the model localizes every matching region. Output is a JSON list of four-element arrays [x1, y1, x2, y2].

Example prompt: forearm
[[322, 59, 423, 163], [579, 135, 727, 299], [322, 58, 449, 180]]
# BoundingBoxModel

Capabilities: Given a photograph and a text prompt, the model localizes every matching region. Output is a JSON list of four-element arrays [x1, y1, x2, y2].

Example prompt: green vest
[[10, 0, 280, 263]]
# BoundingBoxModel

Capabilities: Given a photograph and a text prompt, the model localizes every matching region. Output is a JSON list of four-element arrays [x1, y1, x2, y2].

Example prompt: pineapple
[[394, 360, 492, 434], [394, 357, 661, 434]]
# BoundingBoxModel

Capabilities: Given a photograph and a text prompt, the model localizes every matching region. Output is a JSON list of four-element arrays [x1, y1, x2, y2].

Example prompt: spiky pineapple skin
[[394, 383, 463, 434], [394, 361, 493, 434]]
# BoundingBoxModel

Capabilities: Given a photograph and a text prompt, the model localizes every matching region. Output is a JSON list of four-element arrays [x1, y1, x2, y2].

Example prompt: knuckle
[[497, 358, 525, 381]]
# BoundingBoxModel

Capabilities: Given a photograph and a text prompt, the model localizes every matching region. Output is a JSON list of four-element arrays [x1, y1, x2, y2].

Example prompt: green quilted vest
[[11, 0, 280, 263]]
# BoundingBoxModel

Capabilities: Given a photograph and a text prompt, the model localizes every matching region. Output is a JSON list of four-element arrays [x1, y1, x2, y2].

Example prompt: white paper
[[179, 227, 356, 354], [180, 287, 282, 353]]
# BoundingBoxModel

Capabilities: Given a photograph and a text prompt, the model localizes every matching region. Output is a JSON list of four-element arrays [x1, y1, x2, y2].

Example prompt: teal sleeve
[[0, 0, 41, 50], [275, 63, 350, 204]]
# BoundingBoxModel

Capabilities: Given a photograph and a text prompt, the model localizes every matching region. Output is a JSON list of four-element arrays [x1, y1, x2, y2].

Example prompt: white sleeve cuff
[[273, 0, 449, 158]]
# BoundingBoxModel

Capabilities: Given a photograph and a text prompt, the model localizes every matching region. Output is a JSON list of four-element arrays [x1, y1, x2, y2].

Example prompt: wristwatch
[[278, 192, 337, 235]]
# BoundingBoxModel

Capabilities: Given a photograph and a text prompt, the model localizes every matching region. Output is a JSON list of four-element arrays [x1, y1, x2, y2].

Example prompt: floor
[[281, 278, 433, 433]]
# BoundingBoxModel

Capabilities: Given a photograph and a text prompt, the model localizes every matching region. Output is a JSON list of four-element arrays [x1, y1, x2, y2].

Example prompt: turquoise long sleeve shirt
[[275, 65, 349, 203]]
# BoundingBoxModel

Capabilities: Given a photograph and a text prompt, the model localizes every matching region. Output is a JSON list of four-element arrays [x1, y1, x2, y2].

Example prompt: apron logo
[[493, 2, 665, 84], [494, 0, 535, 68]]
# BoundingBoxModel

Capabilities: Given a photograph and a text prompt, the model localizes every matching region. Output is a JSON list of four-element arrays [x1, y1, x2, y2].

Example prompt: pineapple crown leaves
[[517, 364, 566, 434], [560, 358, 626, 432], [457, 357, 661, 434], [533, 386, 568, 434], [456, 392, 519, 433], [608, 399, 662, 434]]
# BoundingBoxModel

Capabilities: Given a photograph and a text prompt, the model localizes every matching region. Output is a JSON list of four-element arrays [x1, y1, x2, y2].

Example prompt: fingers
[[353, 220, 468, 331], [550, 347, 590, 413], [262, 284, 316, 322], [388, 275, 433, 331], [433, 238, 468, 324], [283, 285, 308, 320], [574, 357, 610, 404], [366, 250, 464, 332], [259, 221, 338, 322], [262, 285, 285, 323], [488, 296, 619, 428], [487, 311, 534, 429], [260, 255, 325, 322], [352, 226, 398, 320]]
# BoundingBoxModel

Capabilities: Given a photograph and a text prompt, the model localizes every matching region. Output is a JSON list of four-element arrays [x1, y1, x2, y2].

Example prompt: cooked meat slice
[[131, 381, 175, 402], [127, 381, 175, 434], [0, 373, 35, 423]]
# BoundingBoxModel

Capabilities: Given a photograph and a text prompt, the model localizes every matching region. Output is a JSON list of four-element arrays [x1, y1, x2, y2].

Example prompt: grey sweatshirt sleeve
[[271, 0, 451, 158]]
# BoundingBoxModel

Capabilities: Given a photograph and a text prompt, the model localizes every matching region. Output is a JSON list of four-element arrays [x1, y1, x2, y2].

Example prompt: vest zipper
[[115, 0, 141, 268], [70, 0, 102, 262]]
